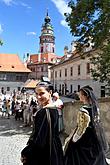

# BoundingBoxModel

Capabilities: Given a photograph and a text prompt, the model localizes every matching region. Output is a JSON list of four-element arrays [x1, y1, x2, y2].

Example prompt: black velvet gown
[[64, 105, 108, 165], [21, 108, 64, 165]]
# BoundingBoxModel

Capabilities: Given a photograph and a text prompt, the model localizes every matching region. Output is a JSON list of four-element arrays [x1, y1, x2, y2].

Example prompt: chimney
[[71, 41, 78, 52], [64, 46, 68, 57]]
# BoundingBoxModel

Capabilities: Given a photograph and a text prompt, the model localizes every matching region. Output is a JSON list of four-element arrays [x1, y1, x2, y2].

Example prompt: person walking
[[23, 99, 30, 126], [53, 92, 64, 133], [64, 85, 108, 165], [1, 98, 6, 117], [21, 82, 64, 165], [6, 99, 10, 119]]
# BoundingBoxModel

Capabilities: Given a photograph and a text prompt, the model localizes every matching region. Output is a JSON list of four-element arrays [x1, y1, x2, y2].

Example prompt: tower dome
[[44, 11, 51, 24]]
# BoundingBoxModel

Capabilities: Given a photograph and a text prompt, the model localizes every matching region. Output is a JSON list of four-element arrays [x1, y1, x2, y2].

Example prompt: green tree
[[65, 0, 110, 84], [0, 39, 3, 46]]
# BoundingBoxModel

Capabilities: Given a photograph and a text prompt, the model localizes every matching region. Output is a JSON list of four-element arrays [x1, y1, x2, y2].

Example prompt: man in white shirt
[[53, 92, 64, 133]]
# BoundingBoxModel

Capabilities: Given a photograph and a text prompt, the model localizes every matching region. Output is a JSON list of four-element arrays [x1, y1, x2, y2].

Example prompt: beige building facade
[[50, 50, 105, 98]]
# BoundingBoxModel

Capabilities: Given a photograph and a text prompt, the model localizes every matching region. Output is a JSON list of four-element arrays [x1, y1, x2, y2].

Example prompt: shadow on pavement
[[0, 115, 32, 137]]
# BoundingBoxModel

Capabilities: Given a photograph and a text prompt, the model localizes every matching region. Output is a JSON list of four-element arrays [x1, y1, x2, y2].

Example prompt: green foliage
[[65, 0, 110, 85], [90, 43, 110, 85], [0, 39, 3, 46], [65, 0, 110, 49]]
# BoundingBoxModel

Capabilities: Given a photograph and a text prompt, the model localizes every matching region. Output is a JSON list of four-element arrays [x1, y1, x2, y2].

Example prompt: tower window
[[41, 47, 43, 53], [53, 47, 54, 53]]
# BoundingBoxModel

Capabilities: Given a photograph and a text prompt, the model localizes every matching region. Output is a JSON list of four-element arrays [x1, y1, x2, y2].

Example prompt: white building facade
[[50, 50, 106, 98]]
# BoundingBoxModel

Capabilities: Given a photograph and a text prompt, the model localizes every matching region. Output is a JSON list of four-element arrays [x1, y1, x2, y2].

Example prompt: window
[[0, 74, 7, 80], [55, 71, 57, 78], [65, 83, 67, 94], [31, 68, 35, 72], [78, 65, 80, 75], [86, 63, 90, 74], [78, 85, 80, 91], [41, 67, 43, 72], [55, 84, 57, 91], [101, 86, 105, 97], [59, 84, 61, 91], [41, 47, 43, 53], [1, 87, 4, 94], [7, 87, 10, 91], [33, 68, 35, 72], [53, 47, 54, 53], [70, 67, 73, 76], [16, 76, 23, 81], [70, 84, 73, 93], [51, 72, 53, 79], [65, 68, 67, 77], [60, 70, 61, 77], [18, 87, 21, 91]]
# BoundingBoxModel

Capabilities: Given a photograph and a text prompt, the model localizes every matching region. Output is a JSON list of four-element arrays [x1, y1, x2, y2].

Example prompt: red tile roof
[[24, 79, 39, 88], [30, 53, 61, 63], [0, 54, 31, 72]]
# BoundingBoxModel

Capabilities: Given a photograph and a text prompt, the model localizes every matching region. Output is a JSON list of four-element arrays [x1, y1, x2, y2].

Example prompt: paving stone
[[0, 115, 31, 165], [0, 114, 110, 165]]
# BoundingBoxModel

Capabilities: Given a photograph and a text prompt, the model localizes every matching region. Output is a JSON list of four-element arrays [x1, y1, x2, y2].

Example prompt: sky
[[0, 0, 74, 61]]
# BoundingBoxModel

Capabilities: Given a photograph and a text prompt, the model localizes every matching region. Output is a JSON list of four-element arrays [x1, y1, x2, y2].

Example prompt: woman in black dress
[[21, 82, 64, 165], [64, 86, 108, 165]]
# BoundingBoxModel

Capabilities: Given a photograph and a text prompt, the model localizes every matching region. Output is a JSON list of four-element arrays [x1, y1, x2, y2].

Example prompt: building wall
[[0, 72, 28, 82], [0, 72, 29, 94], [0, 81, 24, 95], [50, 55, 105, 98], [63, 98, 110, 144], [28, 63, 52, 80]]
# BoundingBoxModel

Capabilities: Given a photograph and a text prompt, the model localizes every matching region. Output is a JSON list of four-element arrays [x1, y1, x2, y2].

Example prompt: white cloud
[[26, 32, 36, 36], [20, 2, 31, 9], [1, 0, 16, 6], [61, 20, 68, 28], [0, 24, 3, 34], [51, 0, 71, 16], [51, 0, 71, 28], [1, 0, 31, 9]]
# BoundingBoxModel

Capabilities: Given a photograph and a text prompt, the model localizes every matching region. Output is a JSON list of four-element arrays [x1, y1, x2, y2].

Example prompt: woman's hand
[[20, 156, 27, 164], [44, 103, 56, 109]]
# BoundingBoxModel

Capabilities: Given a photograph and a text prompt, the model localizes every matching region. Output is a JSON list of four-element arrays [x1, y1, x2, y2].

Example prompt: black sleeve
[[31, 109, 49, 147], [21, 109, 49, 156]]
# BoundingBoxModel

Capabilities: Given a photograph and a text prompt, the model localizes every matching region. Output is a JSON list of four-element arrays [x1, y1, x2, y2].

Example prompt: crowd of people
[[0, 89, 64, 131]]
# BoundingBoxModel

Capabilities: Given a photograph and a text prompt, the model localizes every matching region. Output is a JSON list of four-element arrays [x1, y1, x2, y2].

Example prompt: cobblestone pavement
[[0, 113, 32, 165]]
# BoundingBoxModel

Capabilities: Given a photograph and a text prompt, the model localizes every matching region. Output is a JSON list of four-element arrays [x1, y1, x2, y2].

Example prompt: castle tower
[[39, 11, 55, 54]]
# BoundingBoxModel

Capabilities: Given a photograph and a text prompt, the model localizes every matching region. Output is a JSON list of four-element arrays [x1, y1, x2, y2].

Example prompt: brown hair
[[36, 81, 54, 93]]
